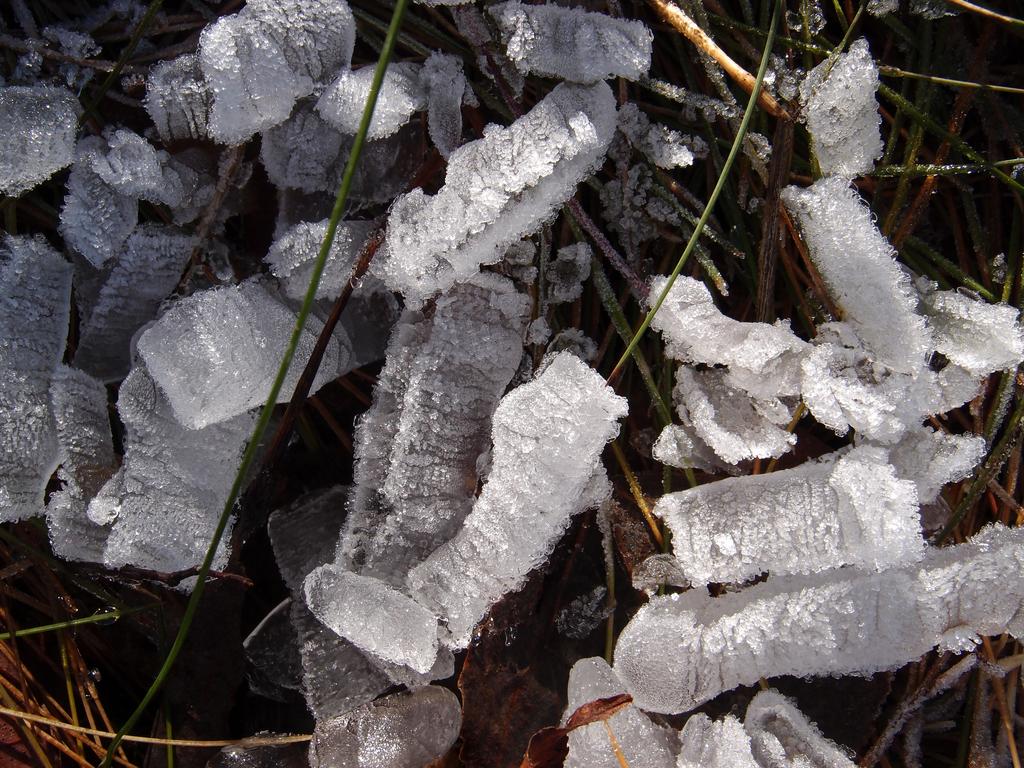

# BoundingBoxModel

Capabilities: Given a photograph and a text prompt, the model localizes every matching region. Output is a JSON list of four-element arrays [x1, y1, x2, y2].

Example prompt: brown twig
[[646, 0, 789, 120], [258, 229, 385, 473]]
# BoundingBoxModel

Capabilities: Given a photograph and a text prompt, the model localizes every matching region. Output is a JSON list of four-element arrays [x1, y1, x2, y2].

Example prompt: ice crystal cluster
[[2, 2, 1023, 765]]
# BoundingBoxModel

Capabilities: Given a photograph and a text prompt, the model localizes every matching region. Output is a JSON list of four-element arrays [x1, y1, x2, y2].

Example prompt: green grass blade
[[98, 1, 410, 762]]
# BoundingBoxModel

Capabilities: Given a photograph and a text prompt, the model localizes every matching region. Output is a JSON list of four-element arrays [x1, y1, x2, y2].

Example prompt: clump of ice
[[563, 657, 677, 768], [0, 85, 80, 196], [377, 81, 617, 304], [648, 275, 808, 399], [310, 686, 461, 768], [677, 714, 758, 768], [304, 567, 440, 674], [918, 282, 1024, 377], [145, 54, 210, 142], [317, 63, 425, 140], [0, 235, 72, 522], [407, 352, 627, 648], [657, 445, 922, 585], [260, 102, 347, 194], [98, 364, 255, 574], [614, 524, 1024, 714], [136, 280, 351, 430], [265, 219, 375, 301], [420, 52, 468, 157], [799, 322, 940, 443], [782, 178, 931, 375], [672, 367, 796, 465], [75, 224, 196, 382], [618, 103, 695, 170], [489, 2, 653, 83], [198, 0, 356, 144], [678, 690, 857, 768], [60, 141, 138, 268], [545, 243, 592, 304], [887, 426, 985, 504], [799, 39, 882, 178], [334, 275, 529, 586], [46, 366, 117, 562], [745, 690, 857, 767]]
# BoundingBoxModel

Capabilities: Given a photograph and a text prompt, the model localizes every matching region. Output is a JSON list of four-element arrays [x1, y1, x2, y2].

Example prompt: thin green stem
[[609, 0, 782, 383], [99, 2, 410, 763], [0, 605, 154, 642]]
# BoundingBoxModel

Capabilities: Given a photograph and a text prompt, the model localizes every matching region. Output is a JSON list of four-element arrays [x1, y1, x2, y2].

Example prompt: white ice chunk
[[887, 426, 985, 504], [658, 445, 922, 585], [310, 686, 462, 768], [378, 81, 616, 304], [0, 85, 79, 196], [490, 2, 653, 83], [421, 52, 467, 158], [304, 566, 440, 674], [265, 219, 374, 301], [677, 714, 758, 768], [800, 323, 940, 443], [919, 286, 1024, 377], [407, 352, 627, 648], [672, 367, 795, 465], [618, 103, 695, 170], [614, 524, 1024, 714], [264, 487, 393, 718], [563, 657, 677, 768], [99, 364, 254, 575], [145, 54, 210, 142], [199, 0, 356, 144], [783, 178, 930, 374], [317, 63, 425, 140], [75, 224, 196, 382], [649, 275, 809, 399], [337, 275, 529, 585], [291, 602, 392, 721], [799, 39, 882, 178], [46, 366, 116, 562], [0, 235, 72, 521], [745, 690, 856, 768], [60, 145, 137, 268], [136, 280, 350, 430], [88, 128, 165, 200], [260, 102, 346, 194], [651, 423, 733, 475]]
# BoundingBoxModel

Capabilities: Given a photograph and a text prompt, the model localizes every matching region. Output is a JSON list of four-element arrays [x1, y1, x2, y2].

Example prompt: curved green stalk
[[609, 0, 782, 382], [99, 2, 410, 763]]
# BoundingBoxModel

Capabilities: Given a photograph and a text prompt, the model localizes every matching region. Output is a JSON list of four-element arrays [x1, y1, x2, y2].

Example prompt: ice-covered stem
[[407, 353, 628, 648], [657, 445, 923, 585], [99, 2, 410, 762], [565, 198, 647, 299], [614, 524, 1024, 714]]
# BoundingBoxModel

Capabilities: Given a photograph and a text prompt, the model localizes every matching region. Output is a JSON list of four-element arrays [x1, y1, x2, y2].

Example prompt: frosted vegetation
[[0, 0, 1022, 766]]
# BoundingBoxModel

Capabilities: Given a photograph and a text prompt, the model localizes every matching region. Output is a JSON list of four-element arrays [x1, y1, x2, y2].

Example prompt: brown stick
[[647, 0, 789, 120]]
